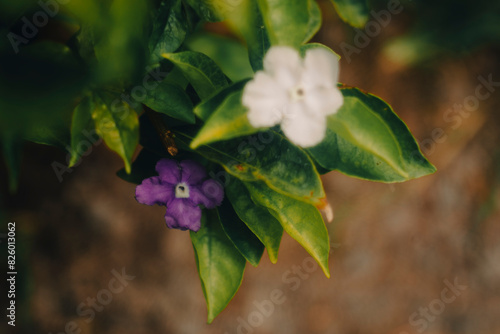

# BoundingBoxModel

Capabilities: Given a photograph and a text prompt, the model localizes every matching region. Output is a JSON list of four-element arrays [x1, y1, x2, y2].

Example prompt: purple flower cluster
[[135, 159, 224, 231]]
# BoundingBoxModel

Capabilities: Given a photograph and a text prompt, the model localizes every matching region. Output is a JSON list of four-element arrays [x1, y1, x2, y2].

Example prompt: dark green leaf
[[226, 178, 283, 263], [163, 51, 229, 100], [143, 82, 195, 124], [175, 129, 326, 207], [190, 210, 246, 323], [116, 149, 159, 184], [23, 124, 70, 151], [217, 200, 264, 266], [149, 0, 189, 63], [69, 96, 97, 167]]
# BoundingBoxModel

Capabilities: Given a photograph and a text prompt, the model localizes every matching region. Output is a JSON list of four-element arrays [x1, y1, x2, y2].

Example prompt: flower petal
[[305, 86, 344, 116], [281, 103, 327, 147], [180, 160, 207, 185], [156, 159, 181, 184], [135, 176, 175, 206], [190, 179, 224, 208], [263, 46, 301, 76], [243, 72, 289, 128], [164, 198, 202, 231], [303, 48, 339, 89], [264, 46, 302, 90]]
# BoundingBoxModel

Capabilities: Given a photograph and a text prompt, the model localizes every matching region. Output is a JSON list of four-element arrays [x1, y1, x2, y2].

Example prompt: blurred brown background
[[2, 2, 500, 333]]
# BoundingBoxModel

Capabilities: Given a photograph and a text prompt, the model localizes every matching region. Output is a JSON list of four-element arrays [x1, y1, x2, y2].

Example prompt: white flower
[[242, 46, 344, 148]]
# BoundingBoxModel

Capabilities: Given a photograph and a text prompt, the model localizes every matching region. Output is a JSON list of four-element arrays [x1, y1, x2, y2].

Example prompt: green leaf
[[91, 93, 139, 173], [307, 87, 436, 182], [257, 0, 321, 47], [245, 181, 330, 277], [217, 200, 265, 267], [143, 82, 195, 124], [300, 43, 341, 59], [304, 0, 323, 43], [92, 0, 150, 85], [149, 0, 189, 63], [190, 210, 246, 323], [70, 96, 97, 167], [186, 33, 254, 82], [23, 124, 70, 151], [194, 80, 249, 121], [225, 0, 270, 71], [226, 178, 283, 263], [183, 0, 235, 22], [175, 129, 326, 207], [162, 51, 229, 100], [330, 0, 370, 28], [191, 90, 258, 148]]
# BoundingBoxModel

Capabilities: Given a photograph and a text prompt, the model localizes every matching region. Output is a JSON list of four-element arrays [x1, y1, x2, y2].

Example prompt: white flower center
[[289, 85, 306, 102], [175, 182, 190, 198]]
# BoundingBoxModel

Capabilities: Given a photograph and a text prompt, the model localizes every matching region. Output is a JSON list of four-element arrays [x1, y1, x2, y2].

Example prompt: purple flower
[[135, 159, 224, 232]]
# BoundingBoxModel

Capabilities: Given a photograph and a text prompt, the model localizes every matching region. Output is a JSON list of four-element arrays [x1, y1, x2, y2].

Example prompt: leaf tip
[[189, 138, 201, 149], [269, 253, 278, 264]]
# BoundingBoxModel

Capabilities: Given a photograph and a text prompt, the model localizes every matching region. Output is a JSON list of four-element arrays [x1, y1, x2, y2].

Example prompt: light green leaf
[[93, 0, 150, 84], [175, 129, 326, 207], [245, 181, 330, 277], [191, 210, 246, 323], [304, 0, 323, 43], [163, 51, 229, 100], [186, 33, 254, 82], [225, 0, 270, 71], [191, 90, 258, 148], [307, 87, 436, 181], [257, 0, 320, 47], [226, 178, 283, 263], [217, 200, 265, 266], [184, 0, 237, 22], [300, 43, 341, 59], [194, 80, 249, 121], [143, 82, 195, 124], [330, 0, 370, 28], [70, 96, 97, 167], [91, 93, 139, 173]]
